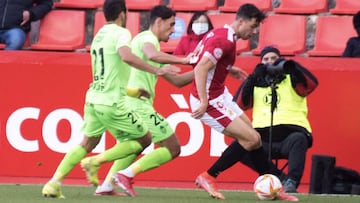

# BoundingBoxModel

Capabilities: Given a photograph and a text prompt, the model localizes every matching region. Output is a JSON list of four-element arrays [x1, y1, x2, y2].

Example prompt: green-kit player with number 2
[[42, 0, 179, 198]]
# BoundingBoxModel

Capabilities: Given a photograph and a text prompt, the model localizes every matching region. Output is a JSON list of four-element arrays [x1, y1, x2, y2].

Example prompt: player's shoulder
[[134, 30, 156, 41], [206, 27, 235, 42]]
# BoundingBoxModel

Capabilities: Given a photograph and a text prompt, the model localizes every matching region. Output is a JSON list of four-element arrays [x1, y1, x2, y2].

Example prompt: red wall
[[0, 51, 359, 185]]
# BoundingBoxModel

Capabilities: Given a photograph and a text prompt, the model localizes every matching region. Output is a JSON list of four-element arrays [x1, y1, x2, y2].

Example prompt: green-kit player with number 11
[[42, 0, 179, 198]]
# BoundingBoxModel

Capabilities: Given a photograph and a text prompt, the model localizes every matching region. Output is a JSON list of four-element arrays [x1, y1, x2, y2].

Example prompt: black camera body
[[265, 59, 286, 84]]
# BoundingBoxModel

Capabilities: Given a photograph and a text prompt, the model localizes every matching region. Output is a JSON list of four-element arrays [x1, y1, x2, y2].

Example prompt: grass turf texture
[[0, 184, 359, 203]]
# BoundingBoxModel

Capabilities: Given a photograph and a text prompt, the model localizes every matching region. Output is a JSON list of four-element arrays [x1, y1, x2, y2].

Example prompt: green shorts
[[81, 102, 148, 142], [127, 97, 174, 143]]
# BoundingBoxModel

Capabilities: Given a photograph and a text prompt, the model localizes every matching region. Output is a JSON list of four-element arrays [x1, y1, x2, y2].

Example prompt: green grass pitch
[[0, 184, 359, 203]]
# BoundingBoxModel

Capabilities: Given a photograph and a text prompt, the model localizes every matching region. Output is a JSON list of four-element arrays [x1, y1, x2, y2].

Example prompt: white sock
[[50, 179, 61, 185], [120, 168, 135, 178], [101, 180, 114, 191]]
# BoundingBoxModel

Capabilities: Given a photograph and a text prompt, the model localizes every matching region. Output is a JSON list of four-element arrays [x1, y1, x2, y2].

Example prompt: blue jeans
[[0, 28, 26, 50]]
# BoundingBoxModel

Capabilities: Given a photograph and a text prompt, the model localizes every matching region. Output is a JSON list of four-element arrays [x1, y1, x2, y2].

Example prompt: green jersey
[[128, 30, 162, 105], [86, 24, 132, 106]]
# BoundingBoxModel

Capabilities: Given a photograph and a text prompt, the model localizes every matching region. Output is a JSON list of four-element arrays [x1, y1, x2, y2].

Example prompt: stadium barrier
[[0, 51, 359, 185]]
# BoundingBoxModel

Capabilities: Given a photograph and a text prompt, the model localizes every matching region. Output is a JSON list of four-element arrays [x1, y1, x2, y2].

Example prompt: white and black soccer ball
[[253, 174, 282, 200]]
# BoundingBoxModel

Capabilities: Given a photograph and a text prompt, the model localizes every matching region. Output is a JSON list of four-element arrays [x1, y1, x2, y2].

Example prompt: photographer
[[201, 46, 318, 194], [234, 46, 318, 192]]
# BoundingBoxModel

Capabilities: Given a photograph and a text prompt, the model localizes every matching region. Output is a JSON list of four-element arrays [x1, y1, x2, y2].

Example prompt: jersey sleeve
[[202, 37, 233, 65], [115, 28, 132, 50]]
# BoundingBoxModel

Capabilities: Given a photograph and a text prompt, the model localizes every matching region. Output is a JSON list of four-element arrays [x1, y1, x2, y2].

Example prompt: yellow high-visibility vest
[[252, 75, 311, 132]]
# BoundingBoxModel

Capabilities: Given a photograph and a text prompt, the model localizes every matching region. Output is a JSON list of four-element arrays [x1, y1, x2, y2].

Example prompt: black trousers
[[240, 124, 312, 186]]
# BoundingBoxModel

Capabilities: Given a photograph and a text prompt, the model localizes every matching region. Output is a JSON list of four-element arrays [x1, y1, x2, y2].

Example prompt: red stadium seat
[[86, 11, 140, 51], [93, 11, 140, 37], [252, 14, 306, 56], [127, 0, 162, 11], [208, 13, 250, 53], [160, 12, 193, 53], [169, 0, 218, 11], [274, 0, 327, 14], [54, 0, 103, 9], [330, 0, 360, 15], [31, 10, 86, 51], [308, 16, 356, 57], [219, 0, 272, 12]]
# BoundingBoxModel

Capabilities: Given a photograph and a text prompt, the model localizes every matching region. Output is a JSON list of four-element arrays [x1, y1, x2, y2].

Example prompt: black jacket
[[233, 59, 319, 110], [342, 37, 360, 57], [0, 0, 53, 32]]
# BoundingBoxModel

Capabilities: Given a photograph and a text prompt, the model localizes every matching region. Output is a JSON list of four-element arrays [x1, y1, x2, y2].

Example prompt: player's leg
[[119, 134, 179, 177], [81, 134, 151, 185], [81, 104, 151, 187], [115, 111, 178, 197], [224, 113, 299, 201], [94, 155, 137, 196], [224, 115, 273, 173], [42, 103, 104, 198], [192, 90, 244, 199], [195, 114, 258, 200], [42, 136, 101, 198], [206, 111, 262, 177]]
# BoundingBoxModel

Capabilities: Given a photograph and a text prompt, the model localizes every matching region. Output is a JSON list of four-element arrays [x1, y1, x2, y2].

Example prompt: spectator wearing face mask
[[173, 11, 213, 55]]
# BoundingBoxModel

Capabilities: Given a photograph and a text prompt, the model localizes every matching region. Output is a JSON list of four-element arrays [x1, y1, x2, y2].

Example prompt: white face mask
[[192, 22, 209, 35]]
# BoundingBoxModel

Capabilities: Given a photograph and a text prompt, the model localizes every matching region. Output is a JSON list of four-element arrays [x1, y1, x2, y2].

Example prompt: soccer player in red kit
[[189, 3, 298, 201]]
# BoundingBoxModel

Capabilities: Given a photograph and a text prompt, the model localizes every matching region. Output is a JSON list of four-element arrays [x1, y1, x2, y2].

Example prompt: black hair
[[236, 3, 266, 23], [103, 0, 127, 22], [353, 11, 360, 36], [149, 5, 176, 25], [186, 11, 214, 34]]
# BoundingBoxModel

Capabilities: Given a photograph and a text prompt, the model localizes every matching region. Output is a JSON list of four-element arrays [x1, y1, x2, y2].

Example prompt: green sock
[[104, 154, 137, 182], [101, 140, 143, 162], [53, 145, 87, 181], [137, 147, 172, 172]]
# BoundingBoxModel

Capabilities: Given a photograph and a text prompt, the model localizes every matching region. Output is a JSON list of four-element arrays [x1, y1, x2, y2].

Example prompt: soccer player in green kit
[[41, 0, 179, 198], [87, 5, 195, 197]]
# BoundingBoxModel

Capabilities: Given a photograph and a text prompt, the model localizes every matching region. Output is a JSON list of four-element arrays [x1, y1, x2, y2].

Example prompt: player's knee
[[80, 136, 101, 152], [160, 135, 181, 158], [138, 132, 152, 149], [169, 145, 181, 158], [242, 130, 262, 151]]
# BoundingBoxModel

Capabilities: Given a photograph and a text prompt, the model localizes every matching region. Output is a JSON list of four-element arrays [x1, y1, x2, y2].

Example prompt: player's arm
[[162, 68, 194, 87], [118, 46, 179, 76], [142, 42, 191, 65], [191, 57, 214, 119], [229, 66, 248, 80]]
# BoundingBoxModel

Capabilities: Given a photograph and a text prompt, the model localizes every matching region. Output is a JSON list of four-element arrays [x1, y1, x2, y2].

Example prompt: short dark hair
[[186, 11, 214, 34], [103, 0, 127, 22], [149, 5, 176, 25], [353, 11, 360, 36], [236, 3, 266, 23]]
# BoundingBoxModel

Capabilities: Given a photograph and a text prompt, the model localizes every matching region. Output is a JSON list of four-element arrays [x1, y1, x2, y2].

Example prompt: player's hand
[[182, 52, 195, 64], [191, 102, 208, 119], [229, 66, 248, 80], [138, 88, 151, 99], [157, 65, 180, 76], [126, 87, 151, 99]]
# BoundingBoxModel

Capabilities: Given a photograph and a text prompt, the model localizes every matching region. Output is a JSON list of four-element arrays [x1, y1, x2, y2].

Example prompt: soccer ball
[[253, 174, 282, 200]]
